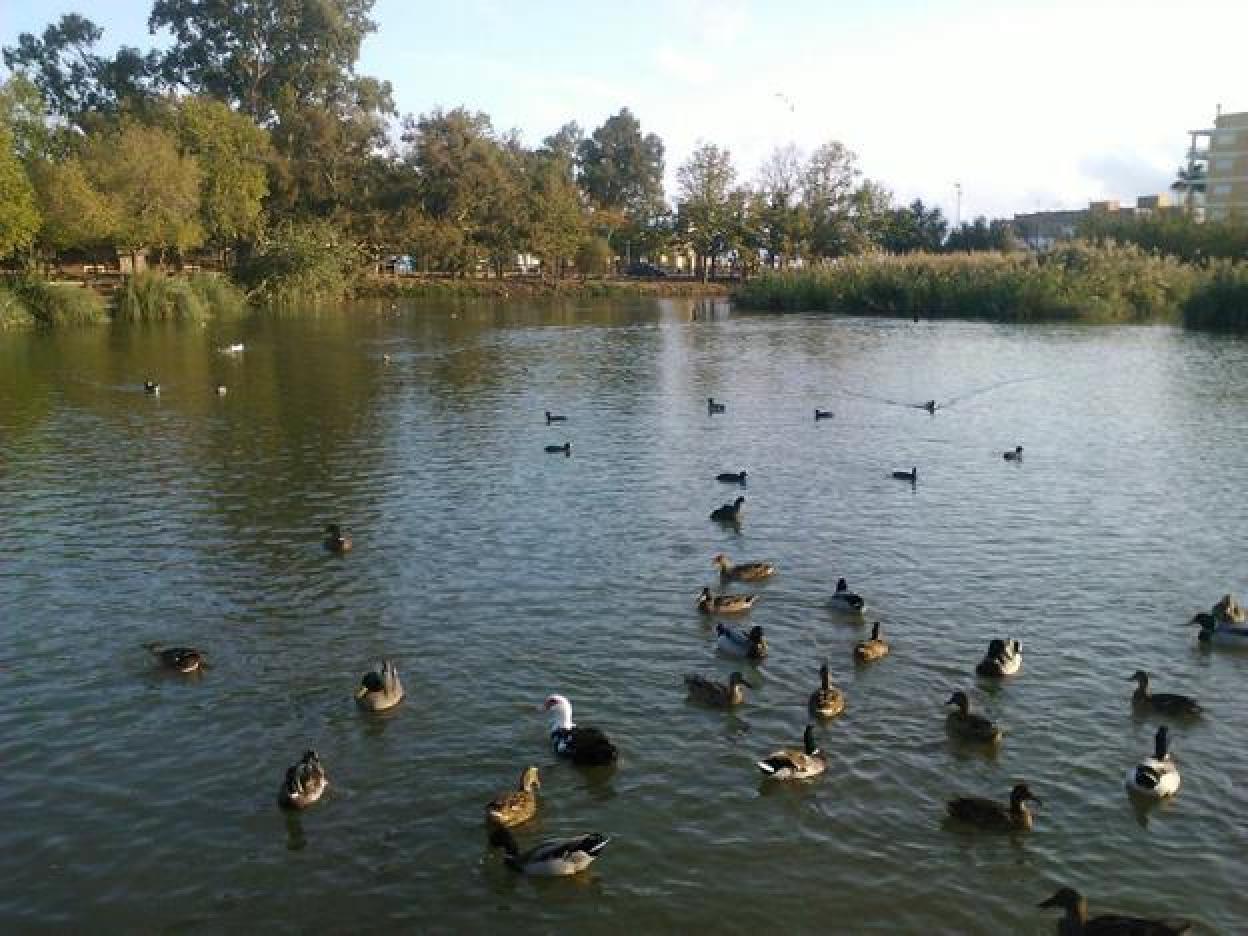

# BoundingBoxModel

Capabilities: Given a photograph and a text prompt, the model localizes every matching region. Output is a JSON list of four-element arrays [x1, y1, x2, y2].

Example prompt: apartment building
[[1202, 111, 1248, 222]]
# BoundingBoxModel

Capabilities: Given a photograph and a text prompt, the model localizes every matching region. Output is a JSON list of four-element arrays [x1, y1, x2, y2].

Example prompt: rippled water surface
[[3, 299, 1248, 933]]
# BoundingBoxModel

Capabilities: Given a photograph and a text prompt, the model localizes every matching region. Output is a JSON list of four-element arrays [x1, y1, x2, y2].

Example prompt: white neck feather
[[548, 698, 573, 732]]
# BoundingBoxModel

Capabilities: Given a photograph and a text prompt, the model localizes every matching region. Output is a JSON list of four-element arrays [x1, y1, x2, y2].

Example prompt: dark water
[[2, 299, 1246, 933]]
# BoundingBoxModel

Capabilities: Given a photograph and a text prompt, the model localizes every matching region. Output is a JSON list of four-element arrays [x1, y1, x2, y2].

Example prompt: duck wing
[[1084, 915, 1190, 935], [757, 751, 805, 775], [568, 726, 618, 766], [947, 796, 1008, 826], [1150, 693, 1201, 716], [524, 834, 611, 865]]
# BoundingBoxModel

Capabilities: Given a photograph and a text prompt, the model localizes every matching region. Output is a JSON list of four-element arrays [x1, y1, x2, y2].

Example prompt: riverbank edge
[[353, 276, 733, 300]]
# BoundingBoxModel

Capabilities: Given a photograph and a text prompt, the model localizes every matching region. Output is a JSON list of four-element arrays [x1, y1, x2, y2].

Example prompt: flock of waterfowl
[[136, 378, 1248, 932]]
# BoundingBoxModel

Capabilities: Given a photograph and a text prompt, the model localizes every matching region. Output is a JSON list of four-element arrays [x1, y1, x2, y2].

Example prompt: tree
[[0, 121, 39, 258], [1170, 163, 1207, 216], [754, 144, 808, 267], [676, 143, 738, 280], [526, 151, 586, 278], [946, 216, 1019, 252], [579, 108, 665, 256], [28, 158, 117, 252], [803, 141, 861, 260], [881, 199, 948, 253]]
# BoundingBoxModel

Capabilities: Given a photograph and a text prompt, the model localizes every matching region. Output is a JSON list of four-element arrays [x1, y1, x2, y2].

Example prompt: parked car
[[626, 261, 667, 277]]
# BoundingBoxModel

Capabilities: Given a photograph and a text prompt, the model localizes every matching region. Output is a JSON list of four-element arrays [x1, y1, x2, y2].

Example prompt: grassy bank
[[735, 244, 1204, 323], [6, 278, 109, 326], [357, 275, 732, 300]]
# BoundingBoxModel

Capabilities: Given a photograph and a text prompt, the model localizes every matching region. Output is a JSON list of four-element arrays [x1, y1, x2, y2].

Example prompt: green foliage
[[114, 270, 242, 322], [736, 242, 1201, 323], [526, 152, 587, 277], [236, 220, 362, 305], [578, 108, 665, 224], [1079, 212, 1248, 263], [1182, 263, 1248, 329], [575, 237, 613, 275], [8, 277, 107, 325], [0, 121, 39, 258], [676, 143, 740, 279], [187, 273, 245, 316], [28, 157, 117, 251], [880, 199, 948, 253], [946, 216, 1021, 252], [0, 284, 35, 328]]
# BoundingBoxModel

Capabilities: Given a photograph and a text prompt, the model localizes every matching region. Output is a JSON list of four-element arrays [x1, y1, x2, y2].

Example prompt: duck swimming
[[1038, 887, 1190, 935], [324, 523, 352, 553], [1129, 671, 1201, 717], [946, 690, 1003, 744], [485, 766, 540, 828], [542, 695, 618, 766], [829, 577, 866, 612], [544, 442, 571, 455], [757, 724, 826, 780], [146, 643, 204, 674], [713, 554, 776, 582], [545, 411, 567, 423], [489, 827, 610, 876], [892, 467, 917, 482], [1194, 614, 1248, 646], [976, 639, 1022, 678], [697, 587, 756, 615], [1126, 725, 1180, 800], [947, 783, 1039, 832], [143, 379, 160, 396], [814, 409, 833, 420], [684, 671, 754, 707], [809, 663, 845, 718], [854, 622, 889, 662], [355, 660, 404, 712], [716, 622, 768, 660], [1004, 445, 1024, 461], [710, 496, 745, 523], [278, 750, 328, 810], [716, 470, 747, 484], [707, 397, 726, 414]]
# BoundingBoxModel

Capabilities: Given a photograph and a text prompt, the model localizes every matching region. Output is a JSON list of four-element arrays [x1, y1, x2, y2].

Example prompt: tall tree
[[579, 108, 665, 257], [0, 121, 39, 258], [526, 151, 587, 278], [755, 144, 808, 267], [676, 143, 738, 281], [803, 141, 860, 260]]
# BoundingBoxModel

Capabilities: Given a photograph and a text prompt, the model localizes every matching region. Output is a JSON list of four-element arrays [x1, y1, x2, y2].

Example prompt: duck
[[976, 638, 1022, 678], [757, 724, 826, 780], [324, 523, 352, 553], [143, 379, 160, 396], [1194, 614, 1248, 646], [1211, 593, 1246, 624], [713, 554, 776, 582], [544, 442, 571, 455], [947, 783, 1040, 832], [1129, 671, 1201, 717], [1038, 886, 1190, 935], [1125, 725, 1181, 800], [215, 384, 228, 396], [1004, 445, 1023, 461], [715, 470, 747, 484], [716, 622, 768, 660], [829, 577, 866, 612], [923, 400, 937, 413], [488, 827, 610, 876], [220, 343, 245, 354], [684, 671, 754, 707], [946, 690, 1003, 744], [808, 663, 846, 718], [710, 496, 745, 523], [354, 660, 404, 712], [545, 410, 567, 424], [707, 397, 726, 414], [697, 587, 756, 615], [382, 353, 392, 364], [146, 642, 204, 674], [814, 409, 833, 420], [485, 766, 540, 828], [278, 750, 328, 810], [854, 622, 889, 662], [542, 694, 618, 766], [892, 467, 917, 483]]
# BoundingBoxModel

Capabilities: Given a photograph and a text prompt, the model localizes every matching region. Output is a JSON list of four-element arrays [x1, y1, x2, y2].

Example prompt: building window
[[1213, 183, 1232, 196]]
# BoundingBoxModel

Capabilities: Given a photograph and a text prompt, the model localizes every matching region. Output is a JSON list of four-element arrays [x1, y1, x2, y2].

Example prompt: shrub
[[0, 284, 34, 328], [235, 220, 362, 306], [8, 277, 108, 325], [1182, 262, 1248, 329], [115, 271, 208, 322]]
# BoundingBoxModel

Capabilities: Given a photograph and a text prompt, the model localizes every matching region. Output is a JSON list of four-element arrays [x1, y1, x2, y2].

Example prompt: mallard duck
[[947, 783, 1040, 831], [278, 750, 328, 810], [146, 642, 204, 674], [684, 671, 754, 707], [892, 467, 917, 482], [946, 690, 1003, 744], [809, 663, 845, 718], [716, 470, 747, 484], [1004, 445, 1023, 461], [697, 587, 756, 614], [710, 496, 745, 524], [355, 660, 404, 712], [485, 766, 540, 828], [545, 410, 567, 423], [542, 695, 618, 766], [716, 622, 768, 660], [215, 384, 227, 396], [488, 827, 610, 876], [1129, 671, 1200, 717], [324, 523, 352, 553], [1038, 886, 1190, 935], [757, 724, 826, 780], [829, 577, 866, 612], [976, 639, 1022, 678], [707, 397, 726, 414], [143, 379, 160, 396], [854, 622, 889, 662], [713, 554, 776, 582], [1125, 725, 1181, 799], [814, 409, 833, 420], [544, 442, 571, 455]]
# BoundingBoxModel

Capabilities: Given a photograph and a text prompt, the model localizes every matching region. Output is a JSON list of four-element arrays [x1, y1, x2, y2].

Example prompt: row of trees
[[2, 2, 967, 281]]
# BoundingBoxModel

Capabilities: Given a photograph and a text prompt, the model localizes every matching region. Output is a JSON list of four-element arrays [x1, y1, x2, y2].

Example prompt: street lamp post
[[954, 182, 963, 229]]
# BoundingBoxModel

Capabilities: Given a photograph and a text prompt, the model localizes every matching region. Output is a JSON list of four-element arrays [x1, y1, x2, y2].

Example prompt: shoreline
[[353, 275, 734, 300]]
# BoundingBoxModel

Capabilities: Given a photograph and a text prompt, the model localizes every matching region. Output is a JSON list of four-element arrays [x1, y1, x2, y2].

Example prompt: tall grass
[[0, 284, 35, 328], [115, 272, 209, 322], [1182, 262, 1248, 329], [8, 278, 108, 326], [735, 243, 1203, 323], [187, 273, 246, 317]]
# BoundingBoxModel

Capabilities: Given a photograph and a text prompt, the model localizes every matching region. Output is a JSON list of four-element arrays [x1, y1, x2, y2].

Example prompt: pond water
[[2, 299, 1246, 933]]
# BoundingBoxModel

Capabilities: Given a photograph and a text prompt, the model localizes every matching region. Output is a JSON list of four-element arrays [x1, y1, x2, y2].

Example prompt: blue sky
[[4, 0, 1246, 220]]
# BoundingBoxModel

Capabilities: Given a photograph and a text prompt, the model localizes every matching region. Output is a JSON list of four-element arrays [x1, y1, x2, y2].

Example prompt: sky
[[3, 0, 1246, 222]]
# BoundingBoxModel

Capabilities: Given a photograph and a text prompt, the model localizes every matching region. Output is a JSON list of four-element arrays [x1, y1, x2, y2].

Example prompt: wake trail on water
[[837, 375, 1047, 411]]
